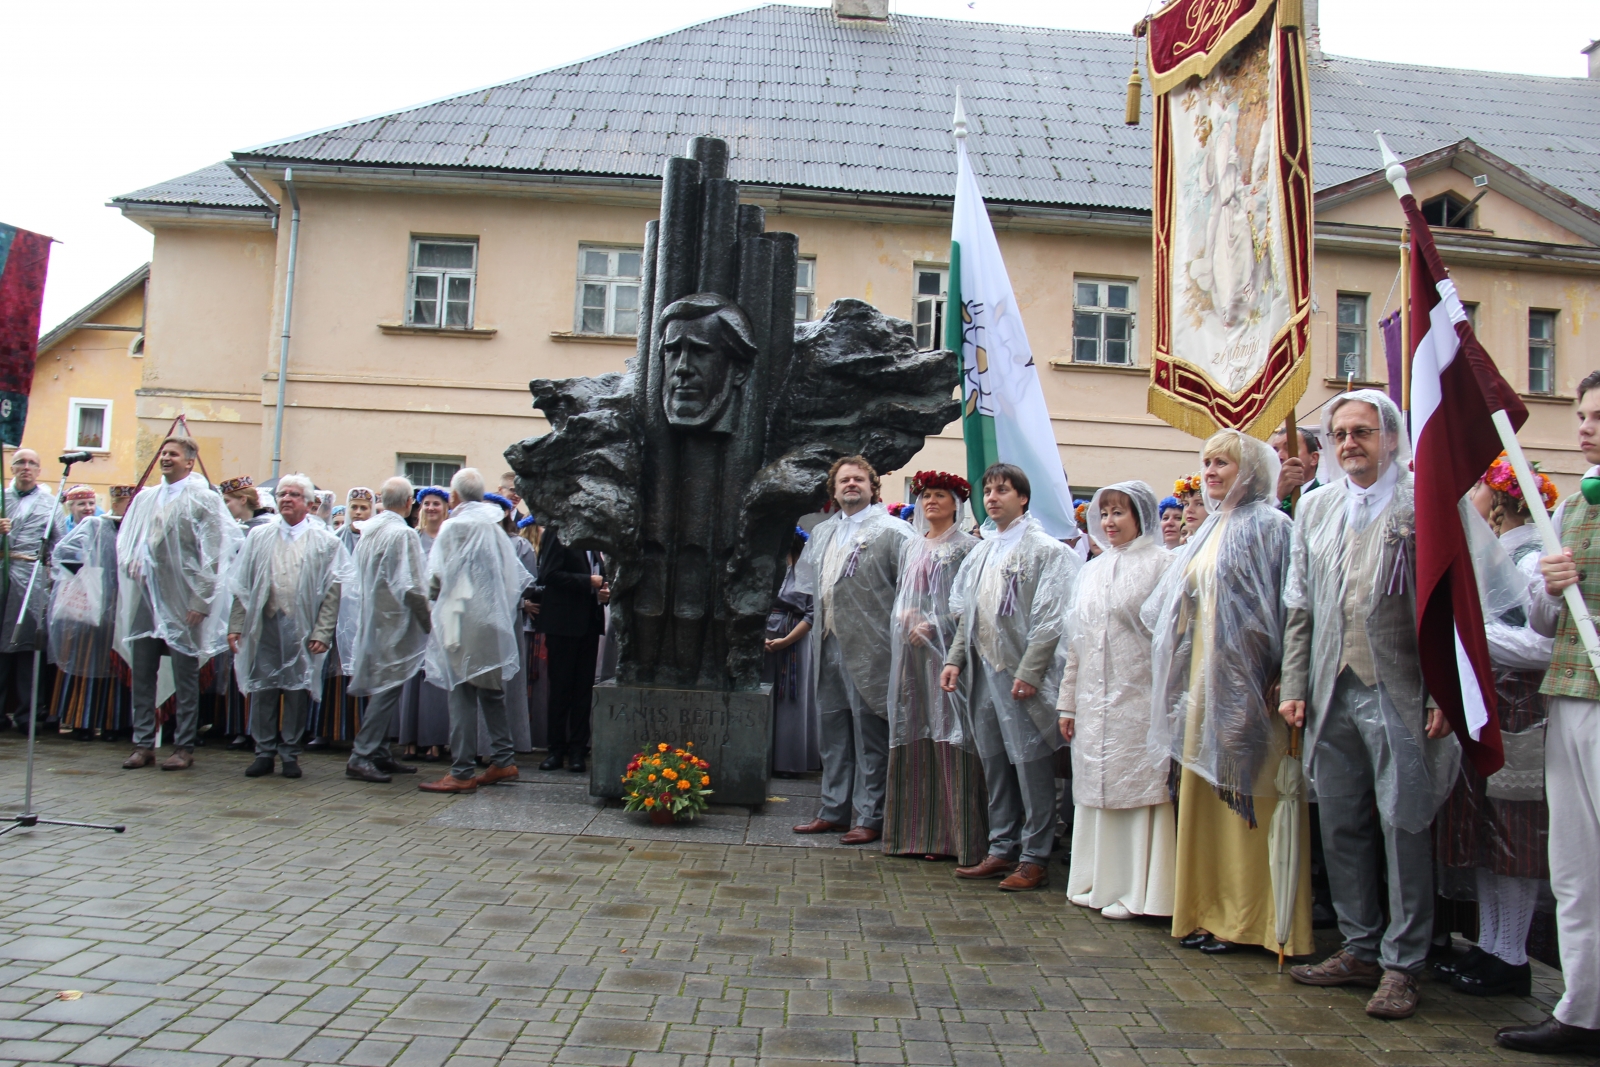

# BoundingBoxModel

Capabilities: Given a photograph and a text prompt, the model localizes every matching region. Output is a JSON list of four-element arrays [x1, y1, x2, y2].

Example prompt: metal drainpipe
[[270, 168, 301, 478]]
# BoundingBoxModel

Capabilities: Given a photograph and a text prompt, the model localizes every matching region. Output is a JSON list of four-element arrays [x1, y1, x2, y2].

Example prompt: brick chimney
[[833, 0, 890, 22], [1584, 40, 1600, 79], [1303, 0, 1323, 64]]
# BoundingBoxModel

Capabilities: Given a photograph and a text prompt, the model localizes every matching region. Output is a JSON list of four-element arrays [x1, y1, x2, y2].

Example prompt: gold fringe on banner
[[1146, 356, 1311, 442]]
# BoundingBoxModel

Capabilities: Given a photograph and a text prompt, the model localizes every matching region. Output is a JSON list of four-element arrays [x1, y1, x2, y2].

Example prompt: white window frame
[[795, 256, 818, 321], [913, 266, 949, 351], [398, 454, 465, 489], [1335, 293, 1369, 381], [575, 245, 644, 336], [407, 237, 478, 329], [66, 397, 112, 453], [1529, 309, 1558, 395], [1071, 277, 1137, 365]]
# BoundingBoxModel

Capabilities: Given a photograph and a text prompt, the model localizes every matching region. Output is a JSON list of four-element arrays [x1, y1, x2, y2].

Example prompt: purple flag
[[1379, 310, 1403, 408]]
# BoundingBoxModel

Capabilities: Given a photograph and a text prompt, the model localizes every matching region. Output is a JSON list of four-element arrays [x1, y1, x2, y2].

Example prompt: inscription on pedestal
[[589, 682, 773, 807]]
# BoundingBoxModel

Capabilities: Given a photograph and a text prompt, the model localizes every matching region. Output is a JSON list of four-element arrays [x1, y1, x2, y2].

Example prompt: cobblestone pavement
[[0, 731, 1582, 1067]]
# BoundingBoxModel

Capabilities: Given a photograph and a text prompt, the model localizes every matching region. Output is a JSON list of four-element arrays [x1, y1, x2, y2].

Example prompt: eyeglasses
[[1329, 427, 1380, 443]]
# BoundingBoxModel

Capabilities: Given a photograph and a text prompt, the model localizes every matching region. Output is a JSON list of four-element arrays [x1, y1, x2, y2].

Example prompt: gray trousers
[[250, 688, 310, 761], [130, 637, 200, 751], [353, 683, 402, 762], [1314, 675, 1434, 973], [982, 752, 1057, 866], [815, 645, 889, 829], [449, 682, 515, 780]]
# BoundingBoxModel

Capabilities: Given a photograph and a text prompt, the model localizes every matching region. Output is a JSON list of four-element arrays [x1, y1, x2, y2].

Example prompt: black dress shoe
[[1496, 1016, 1600, 1056], [281, 760, 302, 779], [375, 758, 417, 775], [1452, 956, 1532, 997], [538, 753, 564, 771], [1179, 931, 1213, 949], [1199, 938, 1243, 955], [305, 737, 329, 751], [244, 756, 275, 778], [1430, 945, 1486, 980], [568, 755, 587, 774], [345, 758, 392, 783]]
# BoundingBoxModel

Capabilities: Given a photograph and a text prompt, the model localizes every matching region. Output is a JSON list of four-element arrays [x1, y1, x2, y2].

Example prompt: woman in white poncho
[[1146, 429, 1314, 957], [1058, 480, 1175, 920]]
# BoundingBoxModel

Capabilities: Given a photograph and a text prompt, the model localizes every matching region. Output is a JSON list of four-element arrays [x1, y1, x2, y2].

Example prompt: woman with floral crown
[[882, 471, 987, 864], [1433, 454, 1560, 997]]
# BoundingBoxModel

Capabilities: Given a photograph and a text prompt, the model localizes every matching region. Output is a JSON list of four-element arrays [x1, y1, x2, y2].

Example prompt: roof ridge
[[1321, 50, 1600, 85]]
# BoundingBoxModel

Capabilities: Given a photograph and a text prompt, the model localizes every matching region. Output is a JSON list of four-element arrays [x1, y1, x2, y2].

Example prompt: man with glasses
[[0, 449, 65, 733]]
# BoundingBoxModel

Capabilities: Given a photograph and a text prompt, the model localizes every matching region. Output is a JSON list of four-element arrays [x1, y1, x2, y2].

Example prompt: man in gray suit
[[1279, 389, 1458, 1021], [792, 455, 911, 845]]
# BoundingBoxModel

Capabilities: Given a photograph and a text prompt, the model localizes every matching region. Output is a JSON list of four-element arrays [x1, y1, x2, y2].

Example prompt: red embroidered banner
[[1146, 1, 1313, 439]]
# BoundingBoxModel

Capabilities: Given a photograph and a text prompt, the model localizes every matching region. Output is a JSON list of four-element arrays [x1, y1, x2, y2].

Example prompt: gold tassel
[[1125, 65, 1143, 126], [1279, 0, 1303, 29]]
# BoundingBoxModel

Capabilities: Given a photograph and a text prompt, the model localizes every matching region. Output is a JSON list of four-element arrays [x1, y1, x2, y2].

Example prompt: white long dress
[[1058, 482, 1176, 917]]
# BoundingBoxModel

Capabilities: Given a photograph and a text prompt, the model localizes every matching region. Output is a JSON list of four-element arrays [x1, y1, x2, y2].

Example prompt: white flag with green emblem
[[947, 97, 1074, 537]]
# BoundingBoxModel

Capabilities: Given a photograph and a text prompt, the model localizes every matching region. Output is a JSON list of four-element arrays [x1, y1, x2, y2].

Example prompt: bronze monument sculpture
[[507, 136, 958, 804]]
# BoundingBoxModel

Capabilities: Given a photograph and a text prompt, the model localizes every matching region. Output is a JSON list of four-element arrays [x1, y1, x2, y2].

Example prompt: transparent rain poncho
[[424, 501, 529, 689], [229, 518, 357, 695], [949, 513, 1081, 765], [0, 485, 65, 653], [794, 504, 913, 717], [1058, 481, 1175, 809], [887, 520, 978, 747], [1283, 389, 1460, 833], [115, 473, 243, 661], [1146, 430, 1292, 825], [348, 509, 432, 696], [48, 514, 120, 677]]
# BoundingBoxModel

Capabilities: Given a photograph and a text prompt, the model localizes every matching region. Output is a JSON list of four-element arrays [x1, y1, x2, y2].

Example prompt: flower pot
[[649, 810, 675, 825]]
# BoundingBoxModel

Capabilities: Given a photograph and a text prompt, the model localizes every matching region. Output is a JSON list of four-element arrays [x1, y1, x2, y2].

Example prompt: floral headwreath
[[1073, 498, 1089, 529], [1484, 451, 1559, 512], [1174, 473, 1203, 498], [1158, 495, 1182, 515], [415, 486, 449, 504], [909, 470, 971, 502]]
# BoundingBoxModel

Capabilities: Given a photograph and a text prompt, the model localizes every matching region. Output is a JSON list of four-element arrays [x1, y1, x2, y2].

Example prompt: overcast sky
[[5, 0, 1592, 332]]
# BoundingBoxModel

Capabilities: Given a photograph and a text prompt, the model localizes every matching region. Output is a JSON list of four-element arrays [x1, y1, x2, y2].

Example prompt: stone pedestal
[[589, 682, 773, 807]]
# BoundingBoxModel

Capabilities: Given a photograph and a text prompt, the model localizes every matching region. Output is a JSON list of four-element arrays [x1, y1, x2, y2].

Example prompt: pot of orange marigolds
[[622, 742, 712, 824]]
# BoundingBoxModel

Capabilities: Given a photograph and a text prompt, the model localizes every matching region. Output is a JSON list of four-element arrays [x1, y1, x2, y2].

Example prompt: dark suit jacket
[[533, 531, 605, 638]]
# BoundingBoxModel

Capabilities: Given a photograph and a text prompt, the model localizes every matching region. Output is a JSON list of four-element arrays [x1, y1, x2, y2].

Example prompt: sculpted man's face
[[663, 314, 746, 429]]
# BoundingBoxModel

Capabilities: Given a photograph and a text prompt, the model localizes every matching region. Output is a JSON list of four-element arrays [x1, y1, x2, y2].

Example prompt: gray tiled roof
[[142, 5, 1600, 214], [113, 161, 273, 211]]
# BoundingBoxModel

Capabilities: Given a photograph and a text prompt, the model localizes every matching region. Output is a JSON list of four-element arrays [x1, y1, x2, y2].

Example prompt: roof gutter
[[271, 168, 301, 478]]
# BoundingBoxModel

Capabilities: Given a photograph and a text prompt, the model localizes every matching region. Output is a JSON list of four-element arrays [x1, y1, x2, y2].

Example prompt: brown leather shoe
[[954, 854, 1014, 880], [792, 818, 846, 834], [122, 748, 155, 769], [474, 764, 519, 787], [1288, 949, 1384, 988], [1365, 969, 1421, 1020], [839, 825, 880, 845], [418, 775, 479, 794], [998, 861, 1049, 891], [159, 749, 194, 771]]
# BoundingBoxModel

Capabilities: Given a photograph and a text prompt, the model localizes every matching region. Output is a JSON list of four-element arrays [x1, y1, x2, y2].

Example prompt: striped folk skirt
[[882, 738, 990, 866], [52, 671, 132, 734]]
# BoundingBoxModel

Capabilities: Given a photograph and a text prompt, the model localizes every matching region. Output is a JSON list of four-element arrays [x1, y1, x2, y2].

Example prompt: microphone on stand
[[58, 450, 94, 466]]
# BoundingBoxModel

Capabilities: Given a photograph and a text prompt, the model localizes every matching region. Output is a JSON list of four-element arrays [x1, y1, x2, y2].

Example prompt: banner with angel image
[[1144, 0, 1313, 438]]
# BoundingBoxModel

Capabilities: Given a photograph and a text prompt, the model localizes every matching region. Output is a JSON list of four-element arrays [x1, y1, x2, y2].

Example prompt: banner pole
[[1399, 226, 1411, 411], [1491, 409, 1600, 687]]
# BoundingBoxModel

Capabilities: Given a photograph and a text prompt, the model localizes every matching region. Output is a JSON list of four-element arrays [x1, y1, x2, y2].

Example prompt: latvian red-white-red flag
[[1405, 195, 1527, 776]]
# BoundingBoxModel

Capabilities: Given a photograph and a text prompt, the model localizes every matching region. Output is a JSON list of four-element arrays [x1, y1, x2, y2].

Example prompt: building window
[[1421, 193, 1476, 230], [400, 455, 463, 489], [1462, 302, 1479, 329], [1529, 310, 1557, 394], [576, 246, 643, 335], [1072, 279, 1136, 365], [914, 267, 949, 351], [67, 398, 111, 452], [795, 256, 817, 321], [408, 238, 477, 328], [1336, 294, 1368, 380]]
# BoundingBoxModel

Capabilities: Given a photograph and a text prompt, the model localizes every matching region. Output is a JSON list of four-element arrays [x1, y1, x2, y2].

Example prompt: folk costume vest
[[1541, 492, 1600, 702]]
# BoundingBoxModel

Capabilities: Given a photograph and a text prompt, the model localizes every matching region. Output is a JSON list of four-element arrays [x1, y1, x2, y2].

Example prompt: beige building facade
[[109, 5, 1600, 502]]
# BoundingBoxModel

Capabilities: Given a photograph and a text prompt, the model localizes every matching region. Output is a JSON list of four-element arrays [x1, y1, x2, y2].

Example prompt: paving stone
[[761, 1028, 855, 1059], [191, 1019, 317, 1058], [395, 993, 490, 1024], [83, 956, 191, 984], [24, 993, 149, 1025], [0, 936, 98, 962]]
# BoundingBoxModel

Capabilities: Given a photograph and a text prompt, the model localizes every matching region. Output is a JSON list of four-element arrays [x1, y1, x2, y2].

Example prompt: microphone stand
[[1, 456, 125, 838]]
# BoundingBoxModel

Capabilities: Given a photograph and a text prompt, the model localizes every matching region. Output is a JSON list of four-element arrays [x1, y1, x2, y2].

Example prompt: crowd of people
[[3, 377, 1599, 1054]]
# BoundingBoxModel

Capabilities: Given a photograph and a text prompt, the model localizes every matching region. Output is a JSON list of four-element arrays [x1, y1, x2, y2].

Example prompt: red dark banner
[[0, 224, 52, 446], [1147, 0, 1273, 93]]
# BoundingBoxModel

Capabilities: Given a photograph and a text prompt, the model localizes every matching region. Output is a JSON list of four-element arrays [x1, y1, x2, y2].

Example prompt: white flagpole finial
[[952, 86, 968, 142], [1375, 130, 1412, 199]]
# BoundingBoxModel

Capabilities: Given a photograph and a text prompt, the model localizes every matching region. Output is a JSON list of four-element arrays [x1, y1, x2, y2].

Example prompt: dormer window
[[1420, 193, 1476, 230]]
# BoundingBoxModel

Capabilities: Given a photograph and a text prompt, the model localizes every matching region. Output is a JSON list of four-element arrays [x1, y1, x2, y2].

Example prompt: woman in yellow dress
[[1145, 428, 1314, 957]]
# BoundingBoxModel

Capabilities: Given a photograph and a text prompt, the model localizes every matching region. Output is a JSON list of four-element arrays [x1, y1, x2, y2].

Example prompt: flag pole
[[1377, 131, 1600, 687], [1399, 226, 1411, 411]]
